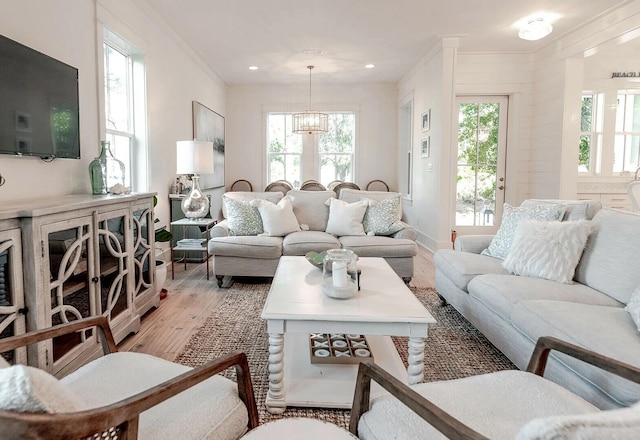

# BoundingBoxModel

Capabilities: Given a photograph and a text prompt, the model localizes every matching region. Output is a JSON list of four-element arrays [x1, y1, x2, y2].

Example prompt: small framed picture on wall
[[421, 137, 430, 158], [421, 110, 430, 132]]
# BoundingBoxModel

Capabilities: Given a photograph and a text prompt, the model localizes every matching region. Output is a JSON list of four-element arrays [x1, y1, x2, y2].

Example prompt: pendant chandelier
[[292, 65, 328, 134]]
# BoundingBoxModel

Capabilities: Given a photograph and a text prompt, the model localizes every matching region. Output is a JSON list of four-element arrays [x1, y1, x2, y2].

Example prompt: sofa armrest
[[453, 235, 494, 253], [392, 221, 417, 240], [210, 219, 230, 238]]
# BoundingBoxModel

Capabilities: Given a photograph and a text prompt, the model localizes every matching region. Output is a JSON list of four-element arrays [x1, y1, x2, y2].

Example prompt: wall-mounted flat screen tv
[[0, 34, 80, 159]]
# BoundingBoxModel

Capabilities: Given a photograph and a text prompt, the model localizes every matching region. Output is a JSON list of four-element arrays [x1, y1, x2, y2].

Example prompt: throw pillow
[[482, 203, 566, 260], [251, 196, 300, 237], [625, 286, 640, 331], [502, 220, 592, 284], [362, 194, 404, 236], [0, 365, 85, 413], [515, 403, 640, 440], [325, 198, 368, 236], [223, 195, 263, 236]]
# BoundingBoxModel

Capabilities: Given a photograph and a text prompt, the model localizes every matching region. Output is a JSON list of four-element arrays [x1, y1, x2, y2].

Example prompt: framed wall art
[[192, 101, 225, 189], [421, 137, 430, 158], [421, 109, 430, 132]]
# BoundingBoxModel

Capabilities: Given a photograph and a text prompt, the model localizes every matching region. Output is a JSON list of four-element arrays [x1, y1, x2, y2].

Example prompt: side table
[[170, 218, 217, 280]]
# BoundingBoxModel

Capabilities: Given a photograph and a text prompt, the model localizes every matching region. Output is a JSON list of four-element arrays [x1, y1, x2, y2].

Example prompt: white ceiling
[[144, 0, 633, 85]]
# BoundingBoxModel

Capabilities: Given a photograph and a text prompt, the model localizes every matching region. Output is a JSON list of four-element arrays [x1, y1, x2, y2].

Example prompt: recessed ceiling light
[[365, 64, 375, 69], [249, 66, 259, 71], [300, 49, 324, 56], [518, 18, 553, 41]]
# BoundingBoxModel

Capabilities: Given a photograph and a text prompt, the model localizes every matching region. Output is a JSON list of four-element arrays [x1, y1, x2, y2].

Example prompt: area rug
[[174, 282, 516, 429]]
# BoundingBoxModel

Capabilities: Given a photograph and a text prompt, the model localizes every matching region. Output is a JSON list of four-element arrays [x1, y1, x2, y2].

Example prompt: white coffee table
[[261, 256, 436, 414]]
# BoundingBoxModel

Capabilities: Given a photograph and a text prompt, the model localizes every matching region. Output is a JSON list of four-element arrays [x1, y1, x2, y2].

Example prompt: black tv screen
[[0, 34, 80, 159]]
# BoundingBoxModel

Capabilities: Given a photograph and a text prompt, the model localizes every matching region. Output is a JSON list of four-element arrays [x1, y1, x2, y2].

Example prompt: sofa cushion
[[221, 191, 283, 218], [339, 236, 417, 258], [482, 203, 566, 260], [282, 231, 341, 256], [520, 199, 602, 221], [434, 249, 508, 293], [625, 286, 640, 332], [251, 196, 300, 237], [339, 188, 400, 204], [575, 209, 640, 305], [325, 198, 367, 236], [288, 190, 335, 231], [208, 236, 283, 259], [511, 300, 640, 407], [468, 274, 622, 322], [502, 220, 592, 284]]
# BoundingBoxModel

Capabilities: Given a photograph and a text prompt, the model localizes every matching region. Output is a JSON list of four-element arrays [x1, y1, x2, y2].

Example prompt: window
[[319, 113, 355, 183], [614, 92, 640, 173], [267, 112, 355, 187], [579, 93, 603, 174], [103, 30, 147, 191]]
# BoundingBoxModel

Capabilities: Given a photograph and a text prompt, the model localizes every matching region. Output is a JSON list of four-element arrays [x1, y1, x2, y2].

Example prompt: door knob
[[498, 185, 505, 190]]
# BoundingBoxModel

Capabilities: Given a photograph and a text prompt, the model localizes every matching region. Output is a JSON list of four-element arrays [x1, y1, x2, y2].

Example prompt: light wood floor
[[120, 247, 436, 360]]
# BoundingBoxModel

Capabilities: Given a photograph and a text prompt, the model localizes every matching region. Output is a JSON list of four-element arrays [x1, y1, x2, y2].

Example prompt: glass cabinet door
[[0, 228, 26, 365], [132, 201, 157, 316]]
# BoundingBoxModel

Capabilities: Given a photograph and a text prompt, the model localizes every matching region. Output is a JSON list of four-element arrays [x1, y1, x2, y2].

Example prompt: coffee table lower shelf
[[266, 332, 407, 410]]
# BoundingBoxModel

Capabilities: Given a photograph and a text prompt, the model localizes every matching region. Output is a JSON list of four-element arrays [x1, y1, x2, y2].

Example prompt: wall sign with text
[[611, 71, 640, 78]]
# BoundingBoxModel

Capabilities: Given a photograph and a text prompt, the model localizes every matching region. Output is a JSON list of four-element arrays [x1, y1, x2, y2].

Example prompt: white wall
[[0, 0, 226, 231], [225, 83, 398, 199]]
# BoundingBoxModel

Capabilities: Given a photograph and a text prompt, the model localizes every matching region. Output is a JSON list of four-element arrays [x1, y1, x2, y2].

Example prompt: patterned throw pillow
[[223, 196, 263, 236], [363, 194, 404, 236], [481, 203, 566, 260]]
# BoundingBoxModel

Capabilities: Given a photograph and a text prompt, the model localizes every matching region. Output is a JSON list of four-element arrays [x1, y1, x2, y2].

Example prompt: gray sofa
[[208, 188, 418, 286], [435, 200, 640, 409]]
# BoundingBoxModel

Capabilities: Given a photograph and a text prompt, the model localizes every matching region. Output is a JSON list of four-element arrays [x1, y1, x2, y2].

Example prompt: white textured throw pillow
[[502, 220, 592, 284], [482, 203, 566, 260], [625, 286, 640, 331], [325, 198, 368, 236], [0, 365, 85, 413], [515, 402, 640, 440], [362, 194, 404, 236], [251, 196, 300, 237]]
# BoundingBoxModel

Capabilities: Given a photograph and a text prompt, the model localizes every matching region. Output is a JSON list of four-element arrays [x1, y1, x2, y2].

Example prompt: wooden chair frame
[[349, 336, 640, 439], [229, 179, 253, 192], [365, 179, 390, 191], [0, 316, 259, 440]]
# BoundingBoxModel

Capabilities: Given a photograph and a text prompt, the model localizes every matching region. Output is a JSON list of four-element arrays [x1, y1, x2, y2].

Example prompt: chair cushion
[[61, 352, 248, 440], [358, 370, 598, 440], [282, 231, 341, 256], [339, 236, 417, 258], [515, 402, 640, 440], [0, 365, 85, 413], [208, 236, 283, 259]]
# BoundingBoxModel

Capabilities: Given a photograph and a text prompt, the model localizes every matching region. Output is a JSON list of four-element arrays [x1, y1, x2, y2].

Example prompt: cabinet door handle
[[91, 277, 99, 283]]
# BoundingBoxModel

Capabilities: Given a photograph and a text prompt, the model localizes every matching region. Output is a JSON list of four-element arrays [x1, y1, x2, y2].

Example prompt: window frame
[[578, 92, 603, 175]]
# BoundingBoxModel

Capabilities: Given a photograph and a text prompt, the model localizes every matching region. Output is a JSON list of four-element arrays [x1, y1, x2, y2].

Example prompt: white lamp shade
[[176, 140, 215, 174]]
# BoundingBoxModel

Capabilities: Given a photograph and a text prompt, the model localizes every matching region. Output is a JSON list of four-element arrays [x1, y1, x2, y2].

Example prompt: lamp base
[[180, 174, 210, 219]]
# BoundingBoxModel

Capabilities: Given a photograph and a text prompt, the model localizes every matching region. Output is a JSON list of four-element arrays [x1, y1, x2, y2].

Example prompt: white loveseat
[[435, 200, 640, 409], [208, 189, 418, 286]]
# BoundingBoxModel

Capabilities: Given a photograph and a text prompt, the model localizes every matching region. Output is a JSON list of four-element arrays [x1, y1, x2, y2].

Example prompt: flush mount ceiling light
[[518, 18, 553, 41], [292, 65, 328, 134]]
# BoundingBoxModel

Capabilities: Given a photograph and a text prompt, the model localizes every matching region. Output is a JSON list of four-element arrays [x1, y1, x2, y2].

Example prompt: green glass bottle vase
[[89, 141, 125, 195]]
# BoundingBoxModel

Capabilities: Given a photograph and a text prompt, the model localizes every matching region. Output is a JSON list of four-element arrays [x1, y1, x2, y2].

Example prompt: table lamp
[[176, 140, 214, 219]]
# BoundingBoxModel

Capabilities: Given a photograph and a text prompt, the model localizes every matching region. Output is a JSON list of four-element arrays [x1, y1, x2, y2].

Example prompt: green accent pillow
[[481, 203, 566, 260], [223, 196, 263, 236], [363, 194, 404, 236]]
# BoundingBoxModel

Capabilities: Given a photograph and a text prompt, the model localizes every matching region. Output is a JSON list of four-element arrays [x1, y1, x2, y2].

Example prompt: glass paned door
[[454, 96, 508, 235]]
